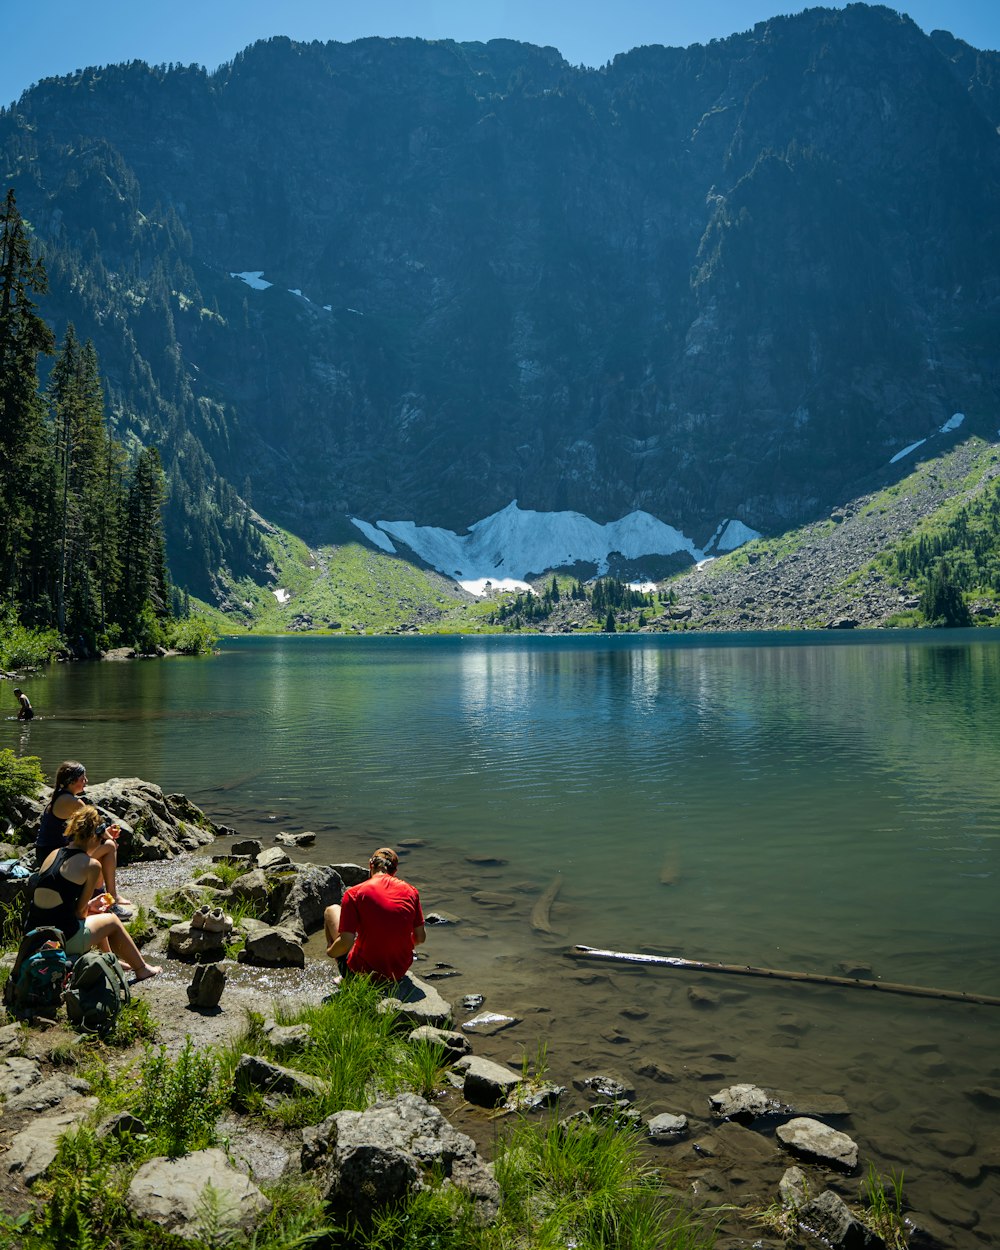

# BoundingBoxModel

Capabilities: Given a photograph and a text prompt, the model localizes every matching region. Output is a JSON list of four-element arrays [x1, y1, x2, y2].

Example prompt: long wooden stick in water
[[567, 945, 1000, 1008]]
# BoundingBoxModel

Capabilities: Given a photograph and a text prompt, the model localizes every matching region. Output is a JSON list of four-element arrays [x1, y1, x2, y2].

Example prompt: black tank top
[[36, 790, 74, 853], [25, 846, 88, 942]]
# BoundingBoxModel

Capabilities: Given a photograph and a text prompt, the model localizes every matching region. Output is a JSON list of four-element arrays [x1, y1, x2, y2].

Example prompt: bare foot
[[116, 896, 135, 907], [133, 965, 162, 983]]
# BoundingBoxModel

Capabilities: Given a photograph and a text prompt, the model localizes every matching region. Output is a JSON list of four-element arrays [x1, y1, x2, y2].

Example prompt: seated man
[[324, 847, 425, 983]]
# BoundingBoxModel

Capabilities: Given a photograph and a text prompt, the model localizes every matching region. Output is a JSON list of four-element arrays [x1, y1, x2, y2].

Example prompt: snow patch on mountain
[[231, 271, 272, 290], [889, 413, 965, 465], [350, 501, 760, 596]]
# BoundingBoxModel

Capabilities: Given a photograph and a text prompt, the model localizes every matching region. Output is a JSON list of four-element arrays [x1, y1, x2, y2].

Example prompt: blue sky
[[2, 1, 998, 107]]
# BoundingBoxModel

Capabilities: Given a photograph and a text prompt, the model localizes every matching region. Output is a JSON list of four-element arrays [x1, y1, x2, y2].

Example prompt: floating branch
[[566, 945, 1000, 1008]]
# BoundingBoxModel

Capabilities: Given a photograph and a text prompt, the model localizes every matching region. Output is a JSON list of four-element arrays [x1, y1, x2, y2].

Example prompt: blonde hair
[[65, 805, 102, 847]]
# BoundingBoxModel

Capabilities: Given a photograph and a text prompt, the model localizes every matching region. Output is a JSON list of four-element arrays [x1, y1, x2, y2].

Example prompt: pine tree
[[0, 189, 55, 596]]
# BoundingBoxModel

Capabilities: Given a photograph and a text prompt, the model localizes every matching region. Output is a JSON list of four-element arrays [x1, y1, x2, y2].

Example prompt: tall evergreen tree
[[0, 189, 55, 598]]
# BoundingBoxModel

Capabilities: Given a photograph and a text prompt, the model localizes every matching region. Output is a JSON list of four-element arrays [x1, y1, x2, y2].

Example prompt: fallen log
[[566, 945, 1000, 1008], [530, 875, 562, 934]]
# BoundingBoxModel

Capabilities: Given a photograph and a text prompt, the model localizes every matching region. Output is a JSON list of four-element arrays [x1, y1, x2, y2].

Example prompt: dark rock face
[[1, 8, 998, 591]]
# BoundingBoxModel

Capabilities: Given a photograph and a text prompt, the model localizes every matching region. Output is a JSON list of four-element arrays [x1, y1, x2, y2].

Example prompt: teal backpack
[[63, 950, 131, 1035], [3, 926, 73, 1017]]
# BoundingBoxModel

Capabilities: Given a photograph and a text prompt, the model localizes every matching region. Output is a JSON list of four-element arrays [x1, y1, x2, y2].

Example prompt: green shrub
[[170, 614, 218, 655], [0, 747, 44, 827], [136, 1038, 230, 1156], [0, 601, 63, 669]]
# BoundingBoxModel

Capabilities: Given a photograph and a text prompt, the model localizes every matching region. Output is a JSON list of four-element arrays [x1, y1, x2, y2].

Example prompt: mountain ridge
[[1, 4, 998, 602]]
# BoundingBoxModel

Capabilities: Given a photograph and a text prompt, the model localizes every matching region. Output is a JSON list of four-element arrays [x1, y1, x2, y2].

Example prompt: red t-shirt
[[339, 874, 423, 982]]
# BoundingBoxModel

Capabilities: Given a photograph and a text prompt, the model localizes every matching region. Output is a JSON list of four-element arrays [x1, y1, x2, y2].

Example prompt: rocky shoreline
[[0, 780, 981, 1247]]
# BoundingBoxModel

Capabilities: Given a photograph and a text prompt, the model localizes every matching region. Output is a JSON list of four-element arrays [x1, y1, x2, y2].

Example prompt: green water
[[9, 631, 998, 995], [6, 631, 1000, 1242]]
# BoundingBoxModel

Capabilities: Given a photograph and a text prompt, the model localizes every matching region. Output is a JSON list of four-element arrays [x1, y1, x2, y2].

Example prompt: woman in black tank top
[[35, 761, 133, 916], [25, 806, 161, 979]]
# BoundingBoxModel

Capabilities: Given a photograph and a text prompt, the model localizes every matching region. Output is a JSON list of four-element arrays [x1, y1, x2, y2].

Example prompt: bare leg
[[90, 842, 132, 905], [85, 914, 161, 979], [323, 903, 342, 957]]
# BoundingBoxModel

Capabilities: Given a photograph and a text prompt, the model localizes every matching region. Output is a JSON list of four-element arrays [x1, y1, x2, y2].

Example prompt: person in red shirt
[[324, 847, 425, 984]]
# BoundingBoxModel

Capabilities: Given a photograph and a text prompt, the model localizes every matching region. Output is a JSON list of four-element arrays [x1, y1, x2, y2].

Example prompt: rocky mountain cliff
[[1, 4, 998, 597]]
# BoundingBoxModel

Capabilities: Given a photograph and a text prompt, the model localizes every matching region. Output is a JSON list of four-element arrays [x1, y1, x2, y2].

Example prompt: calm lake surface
[[7, 631, 1000, 1243]]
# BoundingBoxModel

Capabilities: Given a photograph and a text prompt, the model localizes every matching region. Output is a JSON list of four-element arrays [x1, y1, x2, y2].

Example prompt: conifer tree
[[0, 189, 55, 596]]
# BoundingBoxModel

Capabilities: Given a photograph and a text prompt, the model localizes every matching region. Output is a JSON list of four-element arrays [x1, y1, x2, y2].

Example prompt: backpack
[[3, 926, 73, 1016], [63, 950, 131, 1035]]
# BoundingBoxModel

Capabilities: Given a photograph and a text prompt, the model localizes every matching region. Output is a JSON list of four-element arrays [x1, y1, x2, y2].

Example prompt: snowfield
[[351, 501, 761, 597]]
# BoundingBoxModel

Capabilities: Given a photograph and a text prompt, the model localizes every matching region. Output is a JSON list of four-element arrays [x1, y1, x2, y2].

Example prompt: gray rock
[[453, 1055, 522, 1108], [407, 1025, 471, 1063], [709, 1083, 778, 1123], [232, 1055, 327, 1109], [256, 847, 291, 871], [187, 964, 226, 1009], [263, 1020, 313, 1053], [6, 1098, 100, 1182], [231, 839, 263, 857], [424, 910, 462, 925], [0, 1055, 42, 1098], [574, 1073, 636, 1102], [97, 1111, 148, 1139], [647, 1112, 688, 1141], [330, 863, 369, 887], [272, 864, 344, 940], [0, 1021, 23, 1056], [303, 1092, 499, 1228], [376, 974, 452, 1028], [5, 1073, 92, 1112], [776, 1117, 859, 1172], [167, 920, 227, 962], [194, 872, 226, 890], [460, 1011, 519, 1036], [459, 994, 485, 1009], [85, 778, 219, 861], [127, 1148, 271, 1239], [229, 868, 271, 910], [799, 1189, 884, 1248], [236, 926, 304, 968], [506, 1082, 565, 1112], [779, 1165, 809, 1209], [275, 831, 316, 847]]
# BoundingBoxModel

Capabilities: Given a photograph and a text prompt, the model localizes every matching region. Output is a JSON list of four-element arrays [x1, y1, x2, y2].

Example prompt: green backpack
[[63, 950, 131, 1035]]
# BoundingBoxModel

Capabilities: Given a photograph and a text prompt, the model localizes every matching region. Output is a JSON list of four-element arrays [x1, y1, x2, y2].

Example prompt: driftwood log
[[566, 945, 1000, 1008]]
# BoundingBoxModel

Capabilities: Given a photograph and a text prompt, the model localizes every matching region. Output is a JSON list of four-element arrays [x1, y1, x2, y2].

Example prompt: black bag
[[63, 950, 131, 1035]]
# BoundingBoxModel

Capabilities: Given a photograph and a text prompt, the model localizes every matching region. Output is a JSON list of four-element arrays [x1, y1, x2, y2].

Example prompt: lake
[[7, 631, 1000, 1243]]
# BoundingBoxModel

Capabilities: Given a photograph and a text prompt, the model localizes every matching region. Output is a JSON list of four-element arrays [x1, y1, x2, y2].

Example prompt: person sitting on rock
[[324, 847, 425, 984], [35, 760, 132, 916], [24, 805, 161, 982]]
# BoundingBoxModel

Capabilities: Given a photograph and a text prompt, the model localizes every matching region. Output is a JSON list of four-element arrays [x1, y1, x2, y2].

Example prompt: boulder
[[97, 1112, 148, 1140], [407, 1025, 471, 1064], [127, 1148, 271, 1240], [84, 778, 219, 861], [263, 1020, 313, 1053], [779, 1165, 809, 1210], [275, 831, 316, 847], [232, 1056, 327, 1109], [231, 839, 263, 857], [302, 1092, 499, 1228], [574, 1073, 636, 1102], [376, 974, 452, 1028], [272, 864, 344, 940], [187, 964, 226, 1009], [776, 1117, 859, 1172], [167, 920, 227, 963], [6, 1098, 100, 1183], [237, 926, 305, 968], [330, 863, 369, 887], [229, 868, 271, 911], [5, 1073, 92, 1113], [256, 847, 291, 871], [709, 1083, 778, 1123], [798, 1190, 884, 1248], [0, 1056, 41, 1099], [460, 1011, 519, 1036], [648, 1112, 688, 1142], [453, 1056, 522, 1108]]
